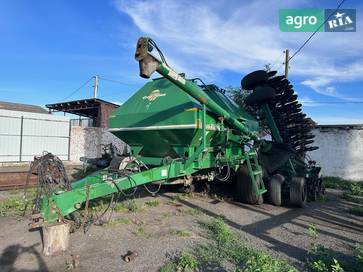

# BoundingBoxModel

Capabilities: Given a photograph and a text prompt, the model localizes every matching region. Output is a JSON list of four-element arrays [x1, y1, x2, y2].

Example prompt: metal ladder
[[246, 151, 266, 196]]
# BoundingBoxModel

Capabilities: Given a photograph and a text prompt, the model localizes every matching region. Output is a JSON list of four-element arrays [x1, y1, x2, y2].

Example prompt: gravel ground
[[0, 188, 362, 272]]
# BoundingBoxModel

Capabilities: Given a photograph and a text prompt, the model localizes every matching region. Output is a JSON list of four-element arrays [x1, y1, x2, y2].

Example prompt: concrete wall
[[308, 125, 363, 181], [69, 127, 127, 163]]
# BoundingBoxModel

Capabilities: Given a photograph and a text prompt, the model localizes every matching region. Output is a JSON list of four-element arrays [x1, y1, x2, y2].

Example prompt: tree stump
[[42, 223, 70, 256]]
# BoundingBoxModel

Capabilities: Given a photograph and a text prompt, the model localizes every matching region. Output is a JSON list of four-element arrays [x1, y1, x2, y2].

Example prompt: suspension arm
[[40, 161, 191, 224]]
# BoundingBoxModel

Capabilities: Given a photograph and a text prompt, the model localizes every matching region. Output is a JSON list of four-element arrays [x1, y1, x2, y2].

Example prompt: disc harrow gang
[[266, 71, 318, 154]]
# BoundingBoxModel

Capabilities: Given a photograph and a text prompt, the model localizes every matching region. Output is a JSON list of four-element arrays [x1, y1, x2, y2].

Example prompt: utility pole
[[284, 49, 289, 78], [93, 75, 99, 98]]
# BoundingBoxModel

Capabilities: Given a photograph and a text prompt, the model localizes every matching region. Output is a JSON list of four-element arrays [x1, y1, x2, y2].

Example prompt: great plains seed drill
[[30, 37, 322, 232]]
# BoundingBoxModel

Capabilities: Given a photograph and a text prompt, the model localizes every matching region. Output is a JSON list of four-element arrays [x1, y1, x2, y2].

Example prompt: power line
[[99, 76, 140, 87], [61, 77, 93, 101], [289, 0, 346, 61]]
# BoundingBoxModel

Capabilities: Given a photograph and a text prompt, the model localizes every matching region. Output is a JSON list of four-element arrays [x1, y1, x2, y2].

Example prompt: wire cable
[[289, 0, 346, 61], [99, 76, 140, 87], [61, 77, 94, 101]]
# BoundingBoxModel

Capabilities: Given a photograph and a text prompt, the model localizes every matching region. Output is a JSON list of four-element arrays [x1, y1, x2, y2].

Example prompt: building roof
[[0, 101, 49, 114], [316, 124, 363, 129], [46, 98, 119, 118]]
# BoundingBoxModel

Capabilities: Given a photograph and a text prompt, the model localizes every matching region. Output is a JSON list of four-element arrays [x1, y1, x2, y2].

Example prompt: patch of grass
[[160, 252, 198, 272], [104, 217, 130, 228], [323, 177, 363, 196], [132, 226, 146, 236], [0, 197, 28, 217], [0, 189, 37, 217], [178, 208, 201, 216], [306, 225, 362, 271], [161, 212, 172, 219], [145, 199, 160, 207], [114, 199, 140, 213], [171, 229, 192, 237], [173, 194, 189, 202], [341, 192, 363, 204], [355, 243, 363, 265], [350, 207, 363, 217], [161, 218, 296, 272], [317, 195, 331, 203]]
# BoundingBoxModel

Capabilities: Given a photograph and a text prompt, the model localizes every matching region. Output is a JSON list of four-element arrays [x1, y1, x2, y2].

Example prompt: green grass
[[160, 252, 198, 272], [306, 224, 362, 271], [145, 199, 160, 207], [178, 208, 201, 216], [0, 188, 37, 217], [171, 229, 192, 237], [323, 177, 363, 196], [350, 207, 363, 217], [173, 194, 190, 202], [104, 217, 130, 228], [160, 218, 296, 272], [132, 226, 146, 237], [355, 243, 363, 265], [341, 192, 363, 204]]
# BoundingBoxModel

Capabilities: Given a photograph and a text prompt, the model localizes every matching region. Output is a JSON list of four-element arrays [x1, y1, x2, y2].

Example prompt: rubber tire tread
[[235, 165, 263, 204], [241, 70, 268, 90], [268, 174, 284, 206], [290, 177, 307, 207], [245, 85, 276, 106]]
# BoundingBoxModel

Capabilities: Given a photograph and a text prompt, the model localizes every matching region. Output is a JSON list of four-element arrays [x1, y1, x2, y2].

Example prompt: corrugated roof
[[46, 98, 119, 118], [0, 101, 49, 114]]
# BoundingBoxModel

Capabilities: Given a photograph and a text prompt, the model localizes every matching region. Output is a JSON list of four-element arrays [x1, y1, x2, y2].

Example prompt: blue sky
[[0, 0, 362, 124]]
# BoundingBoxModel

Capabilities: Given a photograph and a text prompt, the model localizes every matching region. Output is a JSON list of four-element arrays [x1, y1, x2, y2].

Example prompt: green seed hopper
[[31, 37, 323, 230]]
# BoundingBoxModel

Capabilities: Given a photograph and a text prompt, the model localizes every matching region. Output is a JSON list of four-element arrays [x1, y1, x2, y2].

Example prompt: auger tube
[[135, 37, 260, 143]]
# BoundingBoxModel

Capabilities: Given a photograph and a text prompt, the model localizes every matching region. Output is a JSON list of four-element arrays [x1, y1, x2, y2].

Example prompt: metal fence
[[0, 110, 70, 162]]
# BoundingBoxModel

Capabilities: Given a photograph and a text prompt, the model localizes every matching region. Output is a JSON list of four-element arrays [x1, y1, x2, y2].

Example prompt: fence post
[[19, 116, 24, 162], [67, 120, 71, 161]]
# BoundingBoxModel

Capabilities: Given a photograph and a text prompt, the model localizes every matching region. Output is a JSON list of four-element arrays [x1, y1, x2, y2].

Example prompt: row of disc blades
[[266, 70, 318, 154]]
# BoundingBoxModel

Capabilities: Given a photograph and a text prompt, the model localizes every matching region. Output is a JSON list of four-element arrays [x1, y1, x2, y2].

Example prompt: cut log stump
[[42, 223, 70, 256]]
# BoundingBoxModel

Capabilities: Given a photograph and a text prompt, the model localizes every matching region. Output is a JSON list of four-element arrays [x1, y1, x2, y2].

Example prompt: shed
[[46, 98, 119, 128]]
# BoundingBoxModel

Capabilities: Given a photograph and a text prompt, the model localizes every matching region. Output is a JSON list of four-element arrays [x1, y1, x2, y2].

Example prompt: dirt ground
[[0, 188, 362, 272]]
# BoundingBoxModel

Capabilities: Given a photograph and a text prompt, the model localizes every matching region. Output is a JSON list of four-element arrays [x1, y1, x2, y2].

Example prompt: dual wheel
[[267, 175, 307, 207], [235, 165, 307, 207]]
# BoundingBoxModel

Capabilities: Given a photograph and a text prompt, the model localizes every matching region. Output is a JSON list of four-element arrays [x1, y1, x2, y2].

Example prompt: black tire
[[290, 177, 307, 207], [267, 174, 284, 206], [235, 165, 263, 204], [245, 85, 276, 106], [267, 70, 277, 77], [241, 70, 268, 90]]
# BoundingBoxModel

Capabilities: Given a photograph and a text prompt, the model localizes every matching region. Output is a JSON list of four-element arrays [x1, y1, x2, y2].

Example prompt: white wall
[[308, 126, 363, 181]]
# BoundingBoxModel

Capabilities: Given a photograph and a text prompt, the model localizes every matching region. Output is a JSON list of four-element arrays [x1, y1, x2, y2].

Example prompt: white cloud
[[299, 96, 323, 107], [301, 77, 358, 101], [115, 0, 363, 96]]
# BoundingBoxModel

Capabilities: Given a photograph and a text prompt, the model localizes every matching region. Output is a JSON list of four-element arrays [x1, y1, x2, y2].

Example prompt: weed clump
[[160, 218, 296, 272]]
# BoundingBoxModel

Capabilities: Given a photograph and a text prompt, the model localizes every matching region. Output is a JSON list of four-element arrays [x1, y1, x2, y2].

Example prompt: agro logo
[[279, 9, 356, 32], [142, 89, 166, 102]]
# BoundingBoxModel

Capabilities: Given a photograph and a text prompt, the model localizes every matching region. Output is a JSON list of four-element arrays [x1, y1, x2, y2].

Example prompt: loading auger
[[29, 37, 323, 255]]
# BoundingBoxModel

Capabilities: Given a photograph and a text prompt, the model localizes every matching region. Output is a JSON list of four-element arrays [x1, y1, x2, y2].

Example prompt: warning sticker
[[168, 69, 186, 85]]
